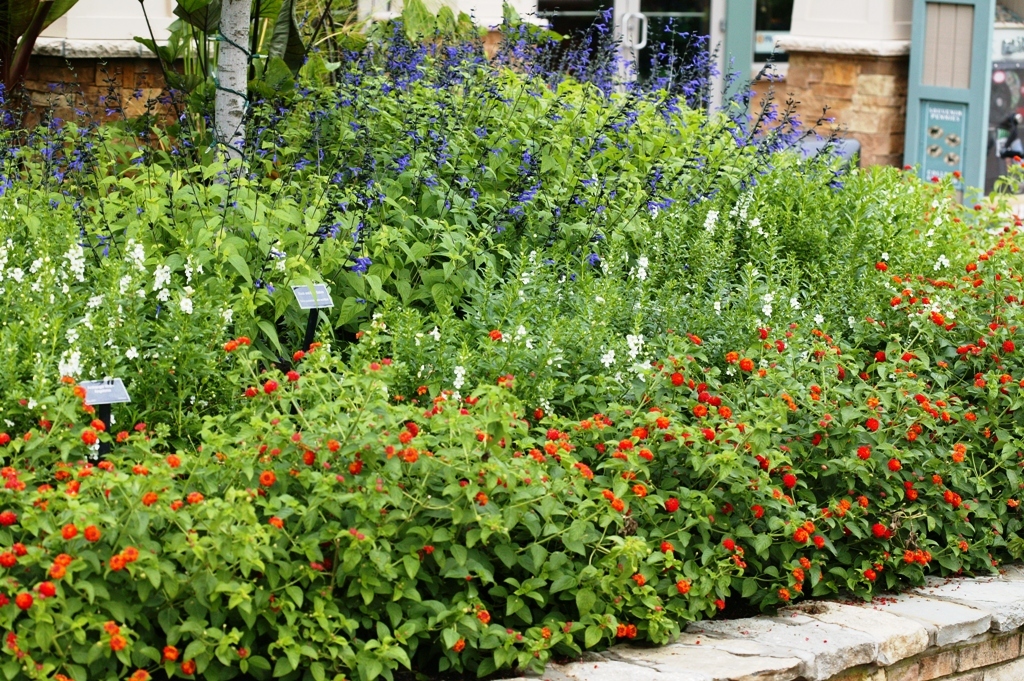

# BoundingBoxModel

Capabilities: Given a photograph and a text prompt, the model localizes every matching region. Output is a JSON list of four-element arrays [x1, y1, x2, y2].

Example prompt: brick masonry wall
[[18, 56, 169, 126], [784, 51, 910, 168], [521, 566, 1024, 681]]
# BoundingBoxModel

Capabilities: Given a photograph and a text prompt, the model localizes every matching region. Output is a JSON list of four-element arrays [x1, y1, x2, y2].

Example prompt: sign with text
[[920, 101, 967, 183], [292, 284, 334, 310], [80, 379, 131, 405]]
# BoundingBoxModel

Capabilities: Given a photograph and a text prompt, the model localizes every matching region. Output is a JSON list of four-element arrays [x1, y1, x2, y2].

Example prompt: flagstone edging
[[518, 566, 1024, 681]]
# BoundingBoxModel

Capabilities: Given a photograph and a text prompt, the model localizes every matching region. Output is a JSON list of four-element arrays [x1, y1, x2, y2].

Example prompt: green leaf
[[267, 0, 306, 73], [225, 251, 252, 283], [256, 319, 283, 355], [576, 588, 596, 616], [402, 0, 435, 41], [134, 36, 179, 64], [549, 573, 576, 593], [43, 0, 80, 28], [273, 655, 294, 677], [310, 661, 325, 681], [750, 533, 773, 558], [361, 659, 383, 681], [183, 640, 206, 663], [436, 5, 457, 36], [502, 1, 521, 25], [494, 544, 516, 569], [174, 0, 222, 32], [285, 585, 304, 607], [584, 624, 602, 648], [255, 0, 282, 19], [402, 554, 420, 579], [441, 628, 459, 649], [0, 0, 42, 69], [477, 657, 497, 678], [1, 659, 19, 680]]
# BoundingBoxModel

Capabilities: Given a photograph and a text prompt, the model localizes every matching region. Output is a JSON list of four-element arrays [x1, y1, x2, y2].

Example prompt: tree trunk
[[215, 0, 250, 158]]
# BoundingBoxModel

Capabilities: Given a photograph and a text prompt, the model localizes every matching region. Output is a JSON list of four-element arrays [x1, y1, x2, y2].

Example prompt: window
[[755, 0, 793, 64]]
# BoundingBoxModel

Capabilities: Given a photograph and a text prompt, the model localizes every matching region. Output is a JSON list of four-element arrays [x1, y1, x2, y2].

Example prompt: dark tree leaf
[[174, 0, 222, 33], [267, 0, 305, 74]]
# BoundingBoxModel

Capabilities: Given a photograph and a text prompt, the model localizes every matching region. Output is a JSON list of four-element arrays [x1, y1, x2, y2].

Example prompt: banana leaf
[[267, 0, 305, 74], [1, 0, 80, 89], [174, 0, 222, 33]]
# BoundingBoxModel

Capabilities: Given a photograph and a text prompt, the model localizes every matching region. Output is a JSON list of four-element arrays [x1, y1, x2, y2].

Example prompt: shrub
[[0, 17, 822, 442], [1, 10, 1023, 681]]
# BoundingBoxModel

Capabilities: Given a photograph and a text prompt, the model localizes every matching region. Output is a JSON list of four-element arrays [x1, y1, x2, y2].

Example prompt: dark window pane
[[755, 0, 792, 62], [638, 0, 708, 12], [634, 1, 710, 81], [756, 0, 794, 30], [537, 0, 614, 49]]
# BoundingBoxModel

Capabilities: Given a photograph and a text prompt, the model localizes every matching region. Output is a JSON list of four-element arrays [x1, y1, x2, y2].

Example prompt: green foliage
[[0, 0, 80, 91], [4, 20, 1024, 679]]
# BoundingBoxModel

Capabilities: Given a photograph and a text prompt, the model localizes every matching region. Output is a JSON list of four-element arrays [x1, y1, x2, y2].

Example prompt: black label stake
[[98, 404, 112, 457], [303, 309, 319, 353], [292, 284, 334, 353], [79, 379, 131, 462]]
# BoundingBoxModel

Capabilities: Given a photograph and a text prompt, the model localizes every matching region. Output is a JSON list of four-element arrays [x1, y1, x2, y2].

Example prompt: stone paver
[[688, 613, 877, 680], [856, 593, 992, 647], [535, 658, 704, 681], [912, 578, 1024, 632], [786, 602, 929, 665], [517, 571, 1024, 681], [605, 639, 803, 681]]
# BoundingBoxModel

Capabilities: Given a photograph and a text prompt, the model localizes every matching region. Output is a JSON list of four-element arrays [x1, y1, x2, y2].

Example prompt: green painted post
[[904, 0, 995, 192], [723, 0, 756, 103]]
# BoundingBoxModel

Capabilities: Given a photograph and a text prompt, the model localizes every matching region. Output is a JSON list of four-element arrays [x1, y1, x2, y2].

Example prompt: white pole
[[215, 0, 250, 159], [709, 0, 726, 110]]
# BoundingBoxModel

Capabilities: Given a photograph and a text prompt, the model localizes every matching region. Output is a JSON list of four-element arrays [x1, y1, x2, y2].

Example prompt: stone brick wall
[[525, 567, 1024, 681], [784, 50, 910, 168], [831, 630, 1024, 681], [18, 56, 169, 127]]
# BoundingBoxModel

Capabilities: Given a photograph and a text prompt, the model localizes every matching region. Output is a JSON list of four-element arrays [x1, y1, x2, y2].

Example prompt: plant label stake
[[79, 379, 131, 460], [292, 284, 334, 352]]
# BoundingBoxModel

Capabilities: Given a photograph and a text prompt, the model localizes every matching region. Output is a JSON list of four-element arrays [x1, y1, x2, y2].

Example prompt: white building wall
[[361, 0, 539, 27], [789, 0, 911, 42], [41, 0, 176, 41], [34, 0, 539, 57]]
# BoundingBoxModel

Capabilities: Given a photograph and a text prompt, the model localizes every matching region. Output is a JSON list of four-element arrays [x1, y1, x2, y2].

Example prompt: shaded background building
[[21, 0, 1024, 192]]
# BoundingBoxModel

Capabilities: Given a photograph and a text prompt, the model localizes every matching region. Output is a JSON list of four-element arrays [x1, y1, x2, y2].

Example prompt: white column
[[779, 0, 911, 55], [710, 0, 726, 109]]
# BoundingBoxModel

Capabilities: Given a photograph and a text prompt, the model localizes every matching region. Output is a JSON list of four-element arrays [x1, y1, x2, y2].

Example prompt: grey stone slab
[[858, 593, 992, 647], [912, 578, 1024, 632], [688, 613, 877, 681], [536, 658, 708, 681], [996, 565, 1024, 582], [605, 640, 803, 681], [784, 602, 929, 665]]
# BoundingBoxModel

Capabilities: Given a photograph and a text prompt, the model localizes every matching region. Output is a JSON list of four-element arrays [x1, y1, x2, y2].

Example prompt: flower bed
[[1, 9, 1024, 680], [3, 217, 1024, 679]]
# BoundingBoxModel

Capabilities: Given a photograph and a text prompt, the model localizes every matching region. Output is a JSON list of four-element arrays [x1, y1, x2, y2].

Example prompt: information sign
[[80, 379, 131, 405], [292, 284, 334, 310], [921, 101, 968, 183]]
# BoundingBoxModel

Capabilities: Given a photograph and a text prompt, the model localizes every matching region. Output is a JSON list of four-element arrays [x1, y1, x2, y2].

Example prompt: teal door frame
[[904, 0, 995, 190], [723, 0, 755, 101]]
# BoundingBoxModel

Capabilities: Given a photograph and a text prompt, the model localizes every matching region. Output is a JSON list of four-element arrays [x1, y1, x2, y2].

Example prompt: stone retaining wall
[[20, 55, 168, 127], [521, 567, 1024, 681], [782, 50, 909, 168]]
